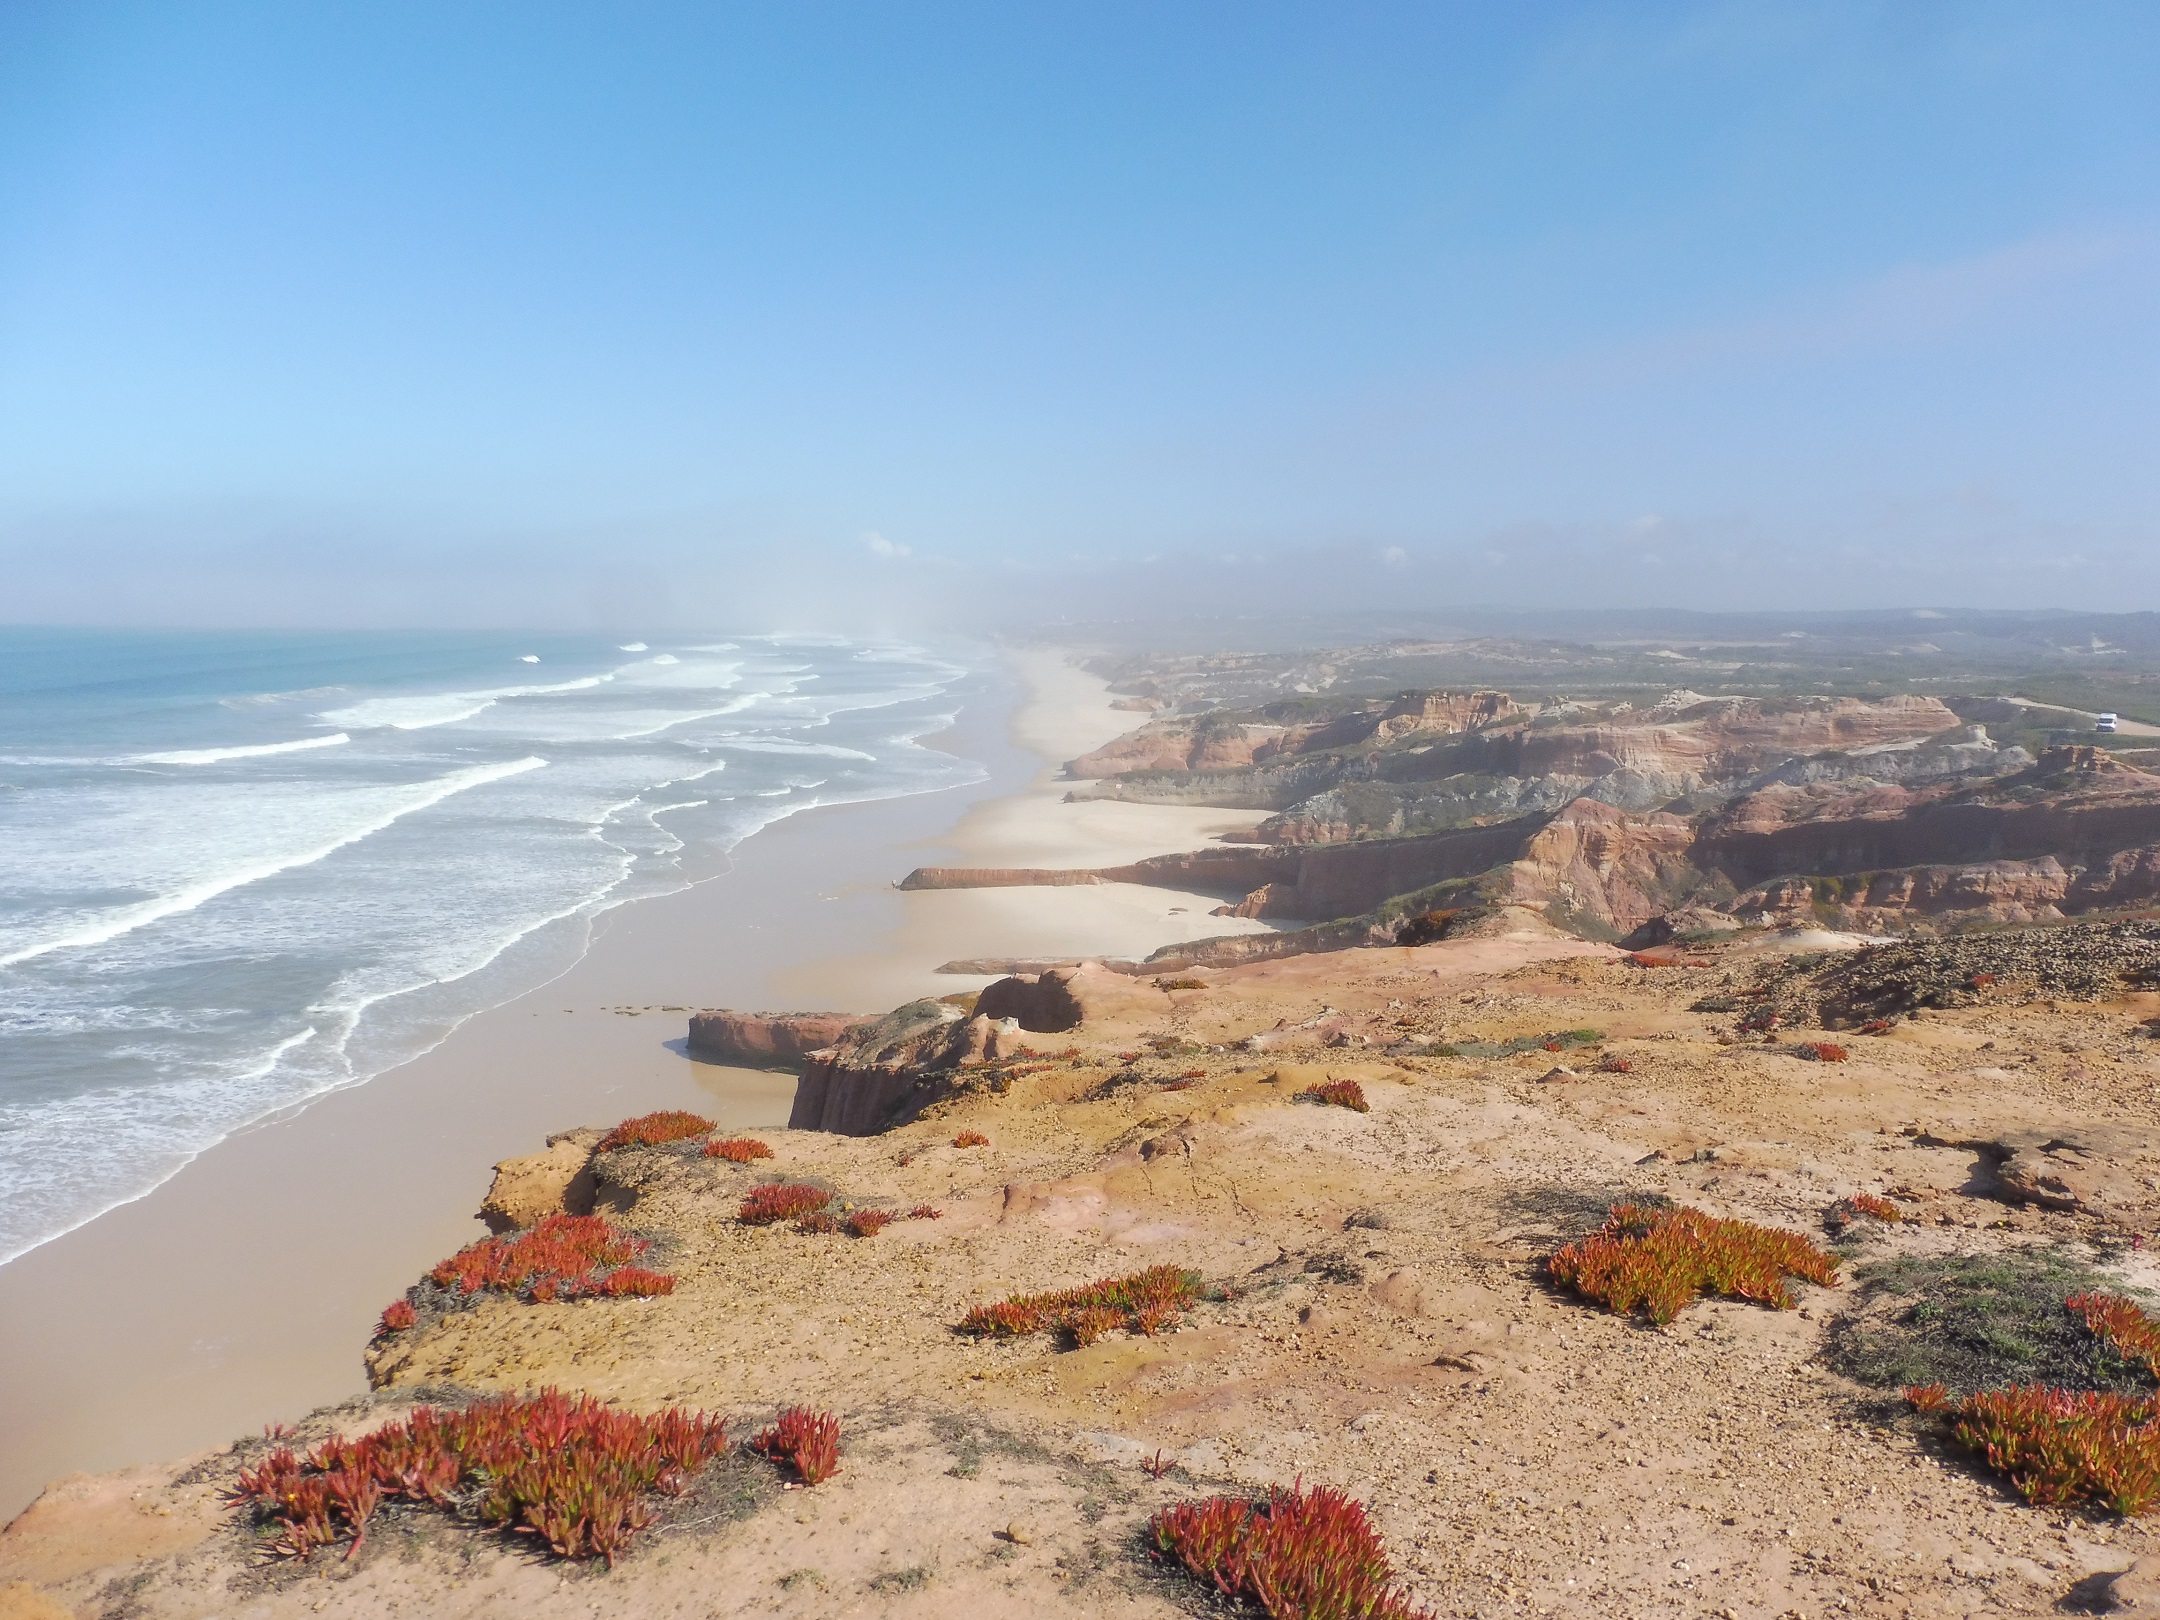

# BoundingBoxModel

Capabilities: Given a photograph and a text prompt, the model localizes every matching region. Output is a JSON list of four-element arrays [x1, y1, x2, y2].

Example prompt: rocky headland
[[14, 650, 2160, 1618]]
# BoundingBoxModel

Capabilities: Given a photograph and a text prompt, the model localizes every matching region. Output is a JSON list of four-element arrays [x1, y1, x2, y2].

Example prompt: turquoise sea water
[[0, 629, 983, 1265]]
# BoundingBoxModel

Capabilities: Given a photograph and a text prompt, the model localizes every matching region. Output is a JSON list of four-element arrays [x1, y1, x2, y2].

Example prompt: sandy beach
[[0, 646, 1268, 1519]]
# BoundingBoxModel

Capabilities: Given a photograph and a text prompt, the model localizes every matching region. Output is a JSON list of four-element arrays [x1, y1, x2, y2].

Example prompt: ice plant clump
[[738, 1184, 832, 1225], [703, 1137, 774, 1163], [1795, 1042, 1850, 1062], [428, 1214, 668, 1303], [1940, 1386, 2160, 1515], [1597, 1055, 1634, 1074], [959, 1264, 1208, 1345], [1546, 1204, 1838, 1325], [752, 1406, 841, 1485], [844, 1209, 894, 1237], [376, 1299, 416, 1335], [1912, 1293, 2160, 1515], [1296, 1078, 1369, 1112], [1858, 1018, 1894, 1035], [595, 1111, 716, 1153], [952, 1130, 990, 1148], [1150, 1480, 1433, 1620], [228, 1389, 728, 1564], [2069, 1293, 2160, 1375], [905, 1205, 943, 1220], [1848, 1193, 1903, 1222]]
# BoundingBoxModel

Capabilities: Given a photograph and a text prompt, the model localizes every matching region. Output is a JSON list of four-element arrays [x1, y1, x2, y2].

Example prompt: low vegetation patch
[[752, 1405, 841, 1485], [703, 1136, 774, 1162], [952, 1129, 991, 1148], [375, 1299, 416, 1336], [1296, 1078, 1369, 1112], [596, 1111, 716, 1153], [427, 1214, 673, 1303], [1150, 1480, 1433, 1620], [1825, 1249, 2151, 1397], [1794, 1041, 1850, 1062], [1440, 1029, 1606, 1059], [229, 1389, 728, 1565], [1547, 1204, 1837, 1324], [960, 1264, 1210, 1346], [1911, 1293, 2160, 1514], [739, 1184, 832, 1225]]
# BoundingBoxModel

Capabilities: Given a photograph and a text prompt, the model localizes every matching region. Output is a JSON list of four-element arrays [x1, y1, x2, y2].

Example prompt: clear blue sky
[[2, 2, 2156, 626]]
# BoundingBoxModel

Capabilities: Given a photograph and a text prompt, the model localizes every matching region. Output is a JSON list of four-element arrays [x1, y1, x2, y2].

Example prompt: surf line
[[0, 757, 548, 970]]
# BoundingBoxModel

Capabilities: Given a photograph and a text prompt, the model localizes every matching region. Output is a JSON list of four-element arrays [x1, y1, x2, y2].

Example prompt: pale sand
[[0, 647, 1271, 1518]]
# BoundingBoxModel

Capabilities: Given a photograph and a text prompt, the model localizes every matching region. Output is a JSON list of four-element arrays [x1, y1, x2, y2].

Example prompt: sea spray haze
[[0, 629, 985, 1265]]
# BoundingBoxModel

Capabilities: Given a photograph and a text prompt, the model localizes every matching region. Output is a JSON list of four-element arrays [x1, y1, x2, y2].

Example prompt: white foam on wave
[[321, 677, 608, 732], [715, 739, 877, 760], [133, 733, 351, 766], [0, 757, 548, 970]]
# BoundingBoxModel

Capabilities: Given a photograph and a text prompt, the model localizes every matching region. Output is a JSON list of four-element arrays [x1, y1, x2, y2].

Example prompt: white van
[[2097, 712, 2120, 733]]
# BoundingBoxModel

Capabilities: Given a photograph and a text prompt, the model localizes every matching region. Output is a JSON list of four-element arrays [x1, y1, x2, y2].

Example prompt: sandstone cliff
[[686, 1010, 872, 1066]]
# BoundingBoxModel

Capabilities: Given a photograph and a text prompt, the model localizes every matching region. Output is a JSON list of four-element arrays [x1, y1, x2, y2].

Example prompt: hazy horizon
[[3, 2, 2156, 628]]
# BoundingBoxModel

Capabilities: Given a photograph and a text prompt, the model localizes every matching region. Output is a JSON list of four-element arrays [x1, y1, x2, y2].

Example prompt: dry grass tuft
[[1547, 1203, 1837, 1324]]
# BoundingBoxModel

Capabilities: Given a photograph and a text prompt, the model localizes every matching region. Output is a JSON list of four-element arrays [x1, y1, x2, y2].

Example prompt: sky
[[1, 1, 2156, 627]]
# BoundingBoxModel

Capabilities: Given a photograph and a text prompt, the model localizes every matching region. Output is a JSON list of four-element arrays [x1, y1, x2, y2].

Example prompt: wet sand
[[0, 648, 1268, 1518]]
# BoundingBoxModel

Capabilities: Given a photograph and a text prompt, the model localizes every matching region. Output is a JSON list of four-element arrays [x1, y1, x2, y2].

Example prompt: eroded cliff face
[[786, 968, 1179, 1135], [918, 738, 2160, 956], [1080, 686, 1987, 851], [1706, 747, 2160, 928], [1063, 689, 1519, 780], [1496, 798, 1710, 938]]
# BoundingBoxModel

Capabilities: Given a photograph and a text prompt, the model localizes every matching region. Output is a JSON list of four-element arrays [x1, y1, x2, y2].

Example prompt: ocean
[[0, 628, 985, 1266]]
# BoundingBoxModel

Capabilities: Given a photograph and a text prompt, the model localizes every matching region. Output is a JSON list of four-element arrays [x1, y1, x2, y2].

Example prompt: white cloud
[[863, 531, 911, 559], [1381, 546, 1409, 567]]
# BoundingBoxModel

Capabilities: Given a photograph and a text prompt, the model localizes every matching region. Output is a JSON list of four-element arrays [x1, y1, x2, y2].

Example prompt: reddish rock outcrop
[[974, 962, 1167, 1031], [479, 1127, 601, 1232], [788, 1003, 1031, 1134], [686, 1010, 871, 1066]]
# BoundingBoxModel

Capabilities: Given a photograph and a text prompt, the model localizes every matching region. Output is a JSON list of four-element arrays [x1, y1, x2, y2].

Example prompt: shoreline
[[0, 646, 1269, 1518]]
